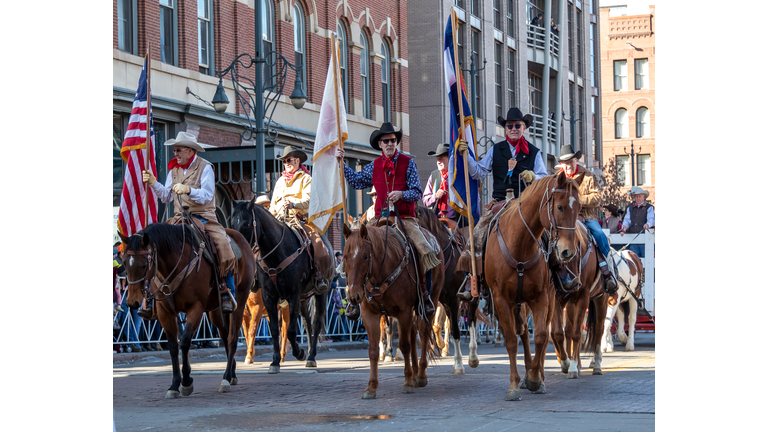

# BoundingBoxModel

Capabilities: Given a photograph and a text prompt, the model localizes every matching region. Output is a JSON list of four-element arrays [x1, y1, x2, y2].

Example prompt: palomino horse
[[548, 222, 612, 378], [242, 289, 290, 364], [119, 222, 255, 398], [601, 249, 644, 352], [230, 200, 333, 372], [342, 220, 444, 399], [484, 171, 582, 401], [417, 206, 469, 375]]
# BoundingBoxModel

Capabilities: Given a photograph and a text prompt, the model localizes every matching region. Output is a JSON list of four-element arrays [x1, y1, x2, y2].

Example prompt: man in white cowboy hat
[[270, 145, 334, 293], [620, 186, 655, 258], [361, 186, 378, 224], [141, 131, 238, 314], [336, 122, 441, 316], [556, 144, 617, 293], [254, 195, 271, 210]]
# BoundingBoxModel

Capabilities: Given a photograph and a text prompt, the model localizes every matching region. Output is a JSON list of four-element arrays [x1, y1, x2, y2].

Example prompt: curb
[[113, 340, 370, 364]]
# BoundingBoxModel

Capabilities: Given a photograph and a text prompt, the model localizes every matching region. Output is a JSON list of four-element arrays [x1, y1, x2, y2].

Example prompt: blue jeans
[[193, 215, 235, 295], [119, 294, 143, 348], [584, 219, 610, 257], [628, 244, 645, 258]]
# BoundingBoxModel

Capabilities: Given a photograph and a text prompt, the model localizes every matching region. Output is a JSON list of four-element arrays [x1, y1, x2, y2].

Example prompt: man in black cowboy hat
[[336, 122, 440, 317], [459, 107, 548, 202]]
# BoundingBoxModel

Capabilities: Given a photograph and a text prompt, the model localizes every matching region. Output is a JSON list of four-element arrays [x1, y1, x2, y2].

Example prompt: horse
[[548, 221, 613, 378], [601, 249, 644, 352], [342, 219, 444, 399], [416, 205, 469, 375], [230, 199, 333, 372], [432, 303, 451, 357], [119, 222, 255, 398], [483, 171, 582, 401], [242, 289, 290, 364]]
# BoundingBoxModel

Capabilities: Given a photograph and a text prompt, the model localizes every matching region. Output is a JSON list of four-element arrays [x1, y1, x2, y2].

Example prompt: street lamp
[[460, 56, 487, 119], [623, 140, 642, 187], [562, 105, 583, 151]]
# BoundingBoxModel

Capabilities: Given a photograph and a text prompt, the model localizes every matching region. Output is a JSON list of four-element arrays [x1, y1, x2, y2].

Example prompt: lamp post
[[562, 105, 583, 151], [209, 5, 307, 195], [623, 140, 641, 187], [460, 56, 487, 120]]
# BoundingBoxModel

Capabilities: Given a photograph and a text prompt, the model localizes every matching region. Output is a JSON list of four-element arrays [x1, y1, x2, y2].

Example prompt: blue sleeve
[[343, 161, 374, 190], [401, 159, 423, 202]]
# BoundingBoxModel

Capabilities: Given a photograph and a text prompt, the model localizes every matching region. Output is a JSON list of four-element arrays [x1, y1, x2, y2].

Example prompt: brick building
[[598, 2, 655, 204], [408, 0, 603, 205], [113, 0, 410, 251]]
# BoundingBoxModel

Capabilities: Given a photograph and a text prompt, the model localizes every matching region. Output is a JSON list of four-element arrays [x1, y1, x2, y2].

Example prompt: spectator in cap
[[603, 204, 623, 234]]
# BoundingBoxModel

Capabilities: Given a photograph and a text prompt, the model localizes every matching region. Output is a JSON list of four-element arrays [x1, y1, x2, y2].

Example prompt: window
[[159, 0, 177, 66], [471, 0, 480, 17], [527, 0, 543, 23], [590, 23, 596, 87], [494, 0, 502, 30], [293, 3, 307, 95], [567, 3, 573, 71], [591, 96, 597, 161], [635, 58, 649, 90], [381, 42, 391, 123], [360, 33, 370, 119], [454, 0, 466, 9], [615, 108, 628, 139], [494, 43, 503, 120], [637, 154, 651, 186], [471, 29, 481, 118], [616, 155, 630, 187], [578, 87, 584, 150], [528, 71, 542, 116], [262, 0, 276, 87], [507, 0, 515, 35], [337, 21, 349, 112], [198, 0, 213, 75], [576, 9, 583, 77], [117, 0, 136, 55], [613, 60, 627, 91], [457, 22, 466, 72], [636, 107, 650, 138], [507, 49, 516, 109], [114, 114, 126, 195]]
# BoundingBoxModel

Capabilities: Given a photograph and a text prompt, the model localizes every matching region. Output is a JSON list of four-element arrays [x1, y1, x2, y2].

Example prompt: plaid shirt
[[343, 153, 423, 202]]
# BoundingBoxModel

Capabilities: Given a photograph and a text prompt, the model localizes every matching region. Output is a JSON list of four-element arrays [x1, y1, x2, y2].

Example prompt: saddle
[[181, 215, 242, 268], [456, 197, 515, 276]]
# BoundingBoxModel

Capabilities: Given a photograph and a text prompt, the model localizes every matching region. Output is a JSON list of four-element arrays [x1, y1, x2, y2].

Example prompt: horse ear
[[342, 222, 352, 239], [141, 233, 151, 249], [360, 223, 368, 240], [249, 195, 257, 208], [347, 214, 354, 225], [118, 231, 130, 245]]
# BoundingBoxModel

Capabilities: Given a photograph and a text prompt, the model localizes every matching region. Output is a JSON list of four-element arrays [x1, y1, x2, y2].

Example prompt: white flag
[[307, 40, 348, 234]]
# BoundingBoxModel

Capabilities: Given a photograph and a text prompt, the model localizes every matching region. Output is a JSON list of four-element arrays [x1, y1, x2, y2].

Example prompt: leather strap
[[494, 224, 542, 313]]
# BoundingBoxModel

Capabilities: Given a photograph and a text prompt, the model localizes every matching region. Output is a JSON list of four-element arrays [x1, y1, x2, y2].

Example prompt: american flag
[[118, 55, 158, 236]]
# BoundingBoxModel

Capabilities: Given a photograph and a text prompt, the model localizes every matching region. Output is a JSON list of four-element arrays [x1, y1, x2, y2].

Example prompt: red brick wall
[[197, 125, 241, 148]]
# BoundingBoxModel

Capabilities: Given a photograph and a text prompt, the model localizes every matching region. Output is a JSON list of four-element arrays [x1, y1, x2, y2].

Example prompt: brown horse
[[342, 221, 444, 399], [483, 171, 582, 401], [119, 222, 255, 398], [242, 289, 290, 364]]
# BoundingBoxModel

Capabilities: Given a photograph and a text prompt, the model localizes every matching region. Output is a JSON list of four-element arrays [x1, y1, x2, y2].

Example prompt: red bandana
[[382, 150, 399, 175], [438, 169, 449, 212], [282, 165, 310, 183], [564, 164, 579, 179], [168, 155, 195, 171], [506, 136, 529, 155]]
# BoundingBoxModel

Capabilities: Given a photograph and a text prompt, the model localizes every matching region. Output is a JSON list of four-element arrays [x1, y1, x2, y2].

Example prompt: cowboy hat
[[277, 145, 308, 164], [165, 131, 207, 152], [366, 186, 377, 195], [369, 122, 403, 151], [427, 143, 450, 157], [497, 107, 533, 128], [558, 144, 583, 161], [255, 195, 270, 205], [627, 186, 650, 198], [604, 204, 620, 215]]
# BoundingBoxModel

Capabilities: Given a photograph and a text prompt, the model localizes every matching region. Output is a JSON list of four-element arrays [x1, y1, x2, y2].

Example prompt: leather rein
[[251, 208, 309, 285]]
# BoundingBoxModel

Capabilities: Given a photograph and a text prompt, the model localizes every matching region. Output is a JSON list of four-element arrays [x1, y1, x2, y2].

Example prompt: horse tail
[[416, 313, 439, 364], [583, 297, 600, 354], [514, 304, 526, 336]]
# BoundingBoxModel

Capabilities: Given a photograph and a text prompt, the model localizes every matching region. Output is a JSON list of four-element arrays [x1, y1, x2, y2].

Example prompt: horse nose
[[561, 249, 571, 259]]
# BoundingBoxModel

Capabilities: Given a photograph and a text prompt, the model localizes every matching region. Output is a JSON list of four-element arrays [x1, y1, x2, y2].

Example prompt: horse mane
[[416, 204, 450, 246], [346, 224, 405, 263], [575, 220, 589, 249], [127, 223, 195, 256]]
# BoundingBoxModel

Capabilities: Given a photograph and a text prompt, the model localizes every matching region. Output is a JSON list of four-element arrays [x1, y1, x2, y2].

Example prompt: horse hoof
[[384, 356, 393, 363], [180, 384, 194, 396], [532, 382, 546, 394], [588, 360, 596, 369], [505, 389, 522, 401], [626, 344, 635, 351], [362, 391, 377, 399], [524, 377, 541, 392], [468, 358, 479, 369], [296, 349, 307, 362], [379, 356, 385, 362], [494, 342, 503, 348], [306, 360, 317, 368], [560, 360, 570, 374], [568, 370, 579, 379], [402, 386, 415, 394], [268, 365, 280, 374], [165, 390, 180, 399], [230, 377, 238, 385], [618, 335, 628, 345], [592, 368, 602, 376], [218, 380, 231, 393], [452, 367, 465, 375], [415, 378, 428, 387], [441, 351, 449, 357], [244, 358, 253, 365]]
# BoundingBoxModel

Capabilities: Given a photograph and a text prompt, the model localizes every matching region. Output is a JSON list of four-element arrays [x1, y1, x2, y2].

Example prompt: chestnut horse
[[342, 221, 444, 399], [242, 289, 290, 364], [484, 172, 582, 401], [119, 222, 255, 398]]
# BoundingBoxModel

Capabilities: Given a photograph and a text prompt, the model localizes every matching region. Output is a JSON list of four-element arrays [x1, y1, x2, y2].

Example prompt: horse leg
[[280, 304, 290, 362], [432, 304, 445, 357], [590, 296, 609, 375], [306, 293, 326, 368], [616, 302, 628, 346], [565, 299, 586, 379], [493, 296, 522, 401], [263, 295, 283, 374], [361, 308, 381, 399], [379, 316, 387, 361], [525, 296, 549, 394], [178, 304, 204, 396], [392, 318, 403, 361], [287, 296, 307, 362], [442, 314, 451, 356], [550, 300, 568, 373], [416, 317, 430, 388], [157, 307, 182, 399], [626, 298, 638, 351], [446, 296, 465, 375], [397, 315, 416, 393], [518, 306, 533, 390], [602, 300, 620, 353], [468, 319, 479, 369], [245, 294, 261, 364], [299, 298, 312, 357]]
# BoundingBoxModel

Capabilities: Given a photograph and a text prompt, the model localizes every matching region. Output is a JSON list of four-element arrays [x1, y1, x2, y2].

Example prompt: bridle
[[517, 175, 578, 263], [249, 206, 309, 285]]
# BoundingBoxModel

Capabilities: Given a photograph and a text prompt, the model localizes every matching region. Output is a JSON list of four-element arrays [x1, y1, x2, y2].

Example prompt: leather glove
[[521, 170, 536, 183], [172, 183, 191, 195], [142, 170, 156, 186], [457, 139, 468, 155]]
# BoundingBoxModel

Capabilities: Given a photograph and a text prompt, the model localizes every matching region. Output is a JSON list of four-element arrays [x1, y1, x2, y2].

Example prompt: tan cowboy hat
[[627, 186, 650, 198], [427, 143, 450, 157], [165, 131, 207, 152], [277, 145, 308, 164], [255, 195, 270, 205], [367, 186, 377, 195]]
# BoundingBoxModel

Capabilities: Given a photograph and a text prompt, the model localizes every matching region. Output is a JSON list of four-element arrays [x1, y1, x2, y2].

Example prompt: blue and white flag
[[443, 15, 480, 224]]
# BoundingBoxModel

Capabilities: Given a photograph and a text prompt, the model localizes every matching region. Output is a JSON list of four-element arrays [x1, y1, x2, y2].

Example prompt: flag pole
[[144, 43, 152, 228], [451, 10, 478, 297], [331, 34, 348, 227]]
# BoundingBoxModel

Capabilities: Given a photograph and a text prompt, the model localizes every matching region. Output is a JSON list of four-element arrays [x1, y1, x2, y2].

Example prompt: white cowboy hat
[[255, 195, 270, 205], [165, 131, 207, 152], [627, 186, 649, 198]]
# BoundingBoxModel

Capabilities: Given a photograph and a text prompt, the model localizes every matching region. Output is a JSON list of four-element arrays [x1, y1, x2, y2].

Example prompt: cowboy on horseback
[[141, 131, 238, 314], [336, 122, 441, 317], [269, 146, 333, 293]]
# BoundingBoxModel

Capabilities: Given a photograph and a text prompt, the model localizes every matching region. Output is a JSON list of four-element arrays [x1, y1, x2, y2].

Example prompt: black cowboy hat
[[427, 143, 450, 157], [604, 204, 619, 215], [497, 107, 533, 128], [558, 144, 583, 161], [369, 122, 403, 151]]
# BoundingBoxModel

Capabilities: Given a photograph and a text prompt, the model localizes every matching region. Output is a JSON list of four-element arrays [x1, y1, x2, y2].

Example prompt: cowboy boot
[[555, 265, 581, 292], [219, 282, 237, 314], [137, 303, 154, 320], [315, 271, 329, 293], [345, 305, 361, 321]]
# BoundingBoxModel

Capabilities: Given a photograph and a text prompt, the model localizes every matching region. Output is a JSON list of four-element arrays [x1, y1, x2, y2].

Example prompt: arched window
[[360, 33, 370, 119], [381, 42, 391, 123], [636, 107, 649, 138], [293, 3, 307, 95], [261, 0, 275, 86], [337, 21, 349, 112], [615, 108, 628, 139]]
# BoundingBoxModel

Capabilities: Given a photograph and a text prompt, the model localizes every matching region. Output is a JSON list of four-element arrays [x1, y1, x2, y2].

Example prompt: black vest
[[429, 169, 443, 211], [491, 139, 540, 200], [627, 203, 653, 233]]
